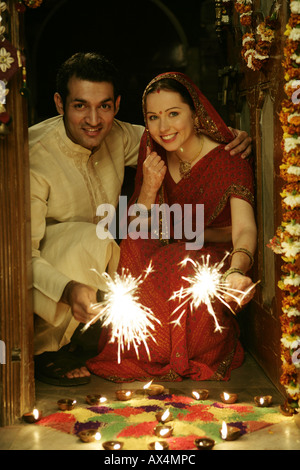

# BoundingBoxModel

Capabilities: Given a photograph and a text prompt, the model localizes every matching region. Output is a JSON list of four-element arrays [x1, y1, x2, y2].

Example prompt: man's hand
[[225, 127, 252, 159], [61, 281, 98, 324]]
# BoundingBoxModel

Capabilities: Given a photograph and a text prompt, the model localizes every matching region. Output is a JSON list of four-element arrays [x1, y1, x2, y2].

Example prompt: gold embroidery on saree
[[208, 184, 254, 226]]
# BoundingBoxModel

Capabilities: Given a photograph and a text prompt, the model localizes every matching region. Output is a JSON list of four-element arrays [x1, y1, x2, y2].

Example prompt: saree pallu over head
[[142, 71, 234, 146]]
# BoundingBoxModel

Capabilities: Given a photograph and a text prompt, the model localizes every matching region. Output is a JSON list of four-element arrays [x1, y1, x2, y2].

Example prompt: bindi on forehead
[[156, 89, 160, 93], [159, 111, 162, 114]]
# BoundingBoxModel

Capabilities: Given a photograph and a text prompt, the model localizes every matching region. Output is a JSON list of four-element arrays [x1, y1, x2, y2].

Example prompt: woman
[[87, 72, 257, 382]]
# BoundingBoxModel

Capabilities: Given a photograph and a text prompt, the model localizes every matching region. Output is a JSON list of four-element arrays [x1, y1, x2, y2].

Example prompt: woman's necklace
[[174, 136, 204, 179]]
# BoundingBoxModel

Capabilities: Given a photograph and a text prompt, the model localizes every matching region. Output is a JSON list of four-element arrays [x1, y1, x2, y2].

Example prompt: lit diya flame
[[143, 379, 165, 395], [192, 389, 209, 400], [95, 432, 101, 441], [115, 390, 133, 401], [160, 427, 171, 437], [254, 395, 272, 407], [170, 254, 258, 332], [102, 440, 124, 450], [23, 408, 41, 423], [220, 392, 238, 404], [220, 421, 228, 440], [143, 379, 153, 390], [161, 408, 170, 422], [155, 442, 164, 450], [82, 262, 160, 363], [219, 421, 240, 441]]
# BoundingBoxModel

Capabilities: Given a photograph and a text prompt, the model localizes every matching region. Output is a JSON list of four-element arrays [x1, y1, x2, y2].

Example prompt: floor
[[0, 353, 299, 451]]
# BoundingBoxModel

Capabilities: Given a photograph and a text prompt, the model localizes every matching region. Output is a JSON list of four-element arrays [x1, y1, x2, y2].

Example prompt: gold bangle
[[230, 248, 254, 268], [222, 268, 245, 282]]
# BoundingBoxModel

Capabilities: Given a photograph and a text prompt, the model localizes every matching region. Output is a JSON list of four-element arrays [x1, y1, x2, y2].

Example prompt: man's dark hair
[[56, 52, 121, 106]]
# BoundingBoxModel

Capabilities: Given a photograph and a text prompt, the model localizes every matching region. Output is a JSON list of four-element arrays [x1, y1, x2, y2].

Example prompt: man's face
[[54, 77, 120, 151]]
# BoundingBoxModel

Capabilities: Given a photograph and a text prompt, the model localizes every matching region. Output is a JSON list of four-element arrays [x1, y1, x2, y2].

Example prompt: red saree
[[87, 72, 254, 382]]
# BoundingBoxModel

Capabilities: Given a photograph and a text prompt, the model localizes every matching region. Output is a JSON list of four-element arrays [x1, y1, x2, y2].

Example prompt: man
[[30, 52, 252, 386]]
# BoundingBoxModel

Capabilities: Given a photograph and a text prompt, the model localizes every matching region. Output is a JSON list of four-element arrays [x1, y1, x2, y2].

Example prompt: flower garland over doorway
[[0, 0, 43, 136], [268, 0, 300, 415], [234, 0, 279, 71]]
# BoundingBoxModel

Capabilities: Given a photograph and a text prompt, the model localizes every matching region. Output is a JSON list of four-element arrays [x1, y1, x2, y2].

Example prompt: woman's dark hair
[[56, 52, 121, 107], [144, 78, 195, 111]]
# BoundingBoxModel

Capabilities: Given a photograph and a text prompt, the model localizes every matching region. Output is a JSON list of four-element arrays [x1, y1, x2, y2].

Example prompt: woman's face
[[145, 89, 195, 152]]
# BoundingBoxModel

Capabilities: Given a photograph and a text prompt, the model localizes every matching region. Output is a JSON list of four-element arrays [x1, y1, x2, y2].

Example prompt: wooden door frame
[[0, 1, 35, 427]]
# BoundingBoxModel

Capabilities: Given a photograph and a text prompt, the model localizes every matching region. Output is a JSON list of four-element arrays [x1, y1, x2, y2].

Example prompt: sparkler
[[170, 253, 258, 332], [81, 262, 160, 363]]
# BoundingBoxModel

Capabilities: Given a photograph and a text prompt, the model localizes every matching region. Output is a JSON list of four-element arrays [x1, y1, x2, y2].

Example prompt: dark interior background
[[24, 0, 234, 127]]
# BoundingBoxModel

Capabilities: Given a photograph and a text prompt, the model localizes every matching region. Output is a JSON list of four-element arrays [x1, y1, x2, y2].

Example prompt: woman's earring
[[193, 116, 201, 135], [146, 127, 151, 147]]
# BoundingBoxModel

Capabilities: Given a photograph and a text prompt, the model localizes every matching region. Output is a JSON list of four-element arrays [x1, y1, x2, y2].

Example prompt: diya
[[22, 408, 41, 423], [115, 390, 133, 401], [57, 399, 76, 410], [220, 392, 238, 404], [194, 438, 215, 450], [254, 395, 272, 407], [154, 424, 173, 438], [86, 394, 107, 405], [192, 389, 209, 400], [148, 441, 169, 450], [143, 380, 165, 396], [102, 440, 124, 450], [155, 408, 173, 423], [219, 421, 241, 441], [78, 429, 101, 443]]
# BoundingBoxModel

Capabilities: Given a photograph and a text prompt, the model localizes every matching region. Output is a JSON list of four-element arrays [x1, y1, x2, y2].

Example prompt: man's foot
[[65, 366, 90, 380], [35, 347, 91, 387]]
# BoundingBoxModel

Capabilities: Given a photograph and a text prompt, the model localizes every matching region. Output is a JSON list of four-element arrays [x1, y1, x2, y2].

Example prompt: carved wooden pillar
[[0, 1, 34, 426]]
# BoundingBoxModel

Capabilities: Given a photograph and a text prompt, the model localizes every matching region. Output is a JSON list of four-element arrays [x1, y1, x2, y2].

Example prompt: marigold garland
[[268, 0, 300, 414], [235, 0, 278, 71]]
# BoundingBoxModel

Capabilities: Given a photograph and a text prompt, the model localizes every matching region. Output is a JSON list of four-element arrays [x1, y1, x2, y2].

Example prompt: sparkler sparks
[[81, 262, 160, 363], [170, 253, 258, 332]]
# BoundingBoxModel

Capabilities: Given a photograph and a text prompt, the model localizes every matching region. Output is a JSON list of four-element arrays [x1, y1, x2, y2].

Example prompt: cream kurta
[[30, 115, 144, 354]]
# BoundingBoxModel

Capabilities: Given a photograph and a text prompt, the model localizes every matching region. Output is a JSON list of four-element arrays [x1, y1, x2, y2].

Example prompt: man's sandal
[[34, 349, 91, 387]]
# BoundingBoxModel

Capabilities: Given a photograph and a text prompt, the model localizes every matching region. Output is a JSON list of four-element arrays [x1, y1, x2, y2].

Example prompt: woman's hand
[[142, 147, 167, 197], [225, 128, 252, 159], [223, 273, 256, 307]]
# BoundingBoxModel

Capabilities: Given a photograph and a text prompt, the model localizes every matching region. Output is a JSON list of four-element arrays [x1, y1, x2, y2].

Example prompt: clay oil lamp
[[148, 441, 169, 450], [154, 424, 173, 438], [219, 421, 241, 441], [220, 392, 238, 404], [102, 440, 124, 450], [254, 395, 272, 407], [194, 437, 215, 450], [115, 390, 133, 401], [57, 399, 76, 410], [22, 408, 41, 423], [143, 380, 165, 396], [78, 429, 101, 443], [192, 389, 209, 400], [86, 395, 107, 406], [156, 408, 173, 424]]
